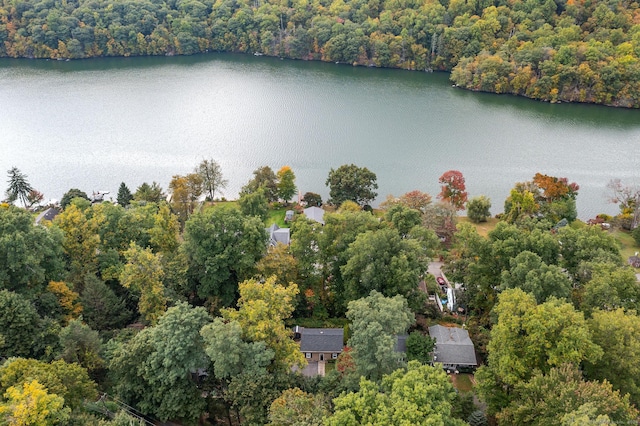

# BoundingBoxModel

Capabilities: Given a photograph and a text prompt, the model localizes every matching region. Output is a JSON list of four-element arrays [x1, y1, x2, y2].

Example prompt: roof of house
[[266, 224, 290, 246], [429, 325, 477, 366], [395, 334, 408, 353], [35, 207, 60, 225], [303, 206, 325, 225], [300, 328, 344, 353]]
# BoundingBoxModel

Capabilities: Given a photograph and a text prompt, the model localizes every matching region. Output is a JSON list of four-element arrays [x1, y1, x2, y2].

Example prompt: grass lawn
[[458, 216, 500, 238], [451, 373, 474, 393], [266, 206, 290, 228], [611, 229, 640, 266]]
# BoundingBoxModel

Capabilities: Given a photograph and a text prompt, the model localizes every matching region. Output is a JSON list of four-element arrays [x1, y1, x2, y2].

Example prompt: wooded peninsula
[[1, 0, 639, 107]]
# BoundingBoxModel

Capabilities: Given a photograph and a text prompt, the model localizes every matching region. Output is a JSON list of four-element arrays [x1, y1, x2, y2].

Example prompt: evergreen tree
[[116, 182, 133, 207]]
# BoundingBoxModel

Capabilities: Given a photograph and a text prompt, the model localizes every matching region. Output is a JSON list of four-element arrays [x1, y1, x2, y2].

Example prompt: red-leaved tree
[[438, 170, 468, 211]]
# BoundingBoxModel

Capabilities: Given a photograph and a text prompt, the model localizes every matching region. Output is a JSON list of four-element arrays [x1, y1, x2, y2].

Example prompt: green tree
[[116, 182, 133, 207], [325, 361, 466, 426], [242, 166, 279, 202], [276, 166, 297, 203], [580, 264, 640, 314], [182, 206, 266, 307], [302, 192, 322, 207], [499, 251, 572, 303], [497, 364, 638, 425], [59, 188, 89, 210], [0, 290, 39, 358], [0, 380, 70, 426], [341, 228, 425, 304], [438, 170, 468, 211], [326, 164, 378, 206], [0, 205, 65, 295], [406, 331, 435, 364], [80, 274, 132, 331], [195, 158, 228, 201], [57, 318, 103, 373], [201, 318, 274, 379], [476, 289, 603, 416], [120, 243, 166, 325], [466, 195, 491, 223], [238, 188, 269, 221], [109, 302, 211, 424], [346, 291, 414, 381], [5, 167, 33, 208], [584, 309, 640, 406], [133, 182, 164, 203]]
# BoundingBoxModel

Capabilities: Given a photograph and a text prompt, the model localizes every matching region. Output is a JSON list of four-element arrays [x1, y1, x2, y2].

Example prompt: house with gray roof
[[303, 206, 325, 225], [299, 327, 344, 363], [35, 207, 60, 225], [266, 224, 290, 246], [429, 325, 477, 372]]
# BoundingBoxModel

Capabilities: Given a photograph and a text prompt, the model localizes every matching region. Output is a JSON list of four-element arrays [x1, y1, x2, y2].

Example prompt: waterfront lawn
[[458, 216, 500, 238], [612, 230, 640, 266], [267, 206, 289, 228]]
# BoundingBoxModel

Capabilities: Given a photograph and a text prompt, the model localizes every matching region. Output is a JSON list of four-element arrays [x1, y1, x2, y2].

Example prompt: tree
[[238, 188, 269, 221], [497, 364, 638, 425], [57, 318, 103, 373], [182, 206, 266, 307], [0, 380, 70, 426], [169, 174, 203, 224], [584, 309, 640, 406], [201, 318, 274, 380], [499, 251, 572, 303], [326, 164, 378, 206], [398, 190, 432, 212], [0, 290, 40, 358], [5, 167, 33, 207], [341, 228, 425, 304], [406, 331, 435, 364], [196, 158, 228, 201], [0, 358, 97, 411], [438, 170, 468, 211], [467, 195, 491, 223], [133, 182, 165, 203], [581, 264, 640, 314], [109, 302, 211, 423], [607, 179, 639, 221], [242, 166, 278, 202], [255, 243, 299, 286], [268, 388, 329, 426], [0, 205, 65, 295], [116, 182, 133, 207], [302, 192, 322, 207], [221, 276, 305, 371], [346, 291, 414, 381], [325, 361, 466, 426], [60, 188, 89, 210], [120, 243, 167, 325], [276, 166, 297, 203], [80, 274, 132, 331], [47, 281, 82, 325], [54, 203, 100, 284], [25, 189, 44, 209], [482, 289, 601, 388]]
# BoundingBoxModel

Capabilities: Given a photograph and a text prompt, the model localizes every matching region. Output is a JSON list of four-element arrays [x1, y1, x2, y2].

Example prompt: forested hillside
[[1, 0, 639, 106]]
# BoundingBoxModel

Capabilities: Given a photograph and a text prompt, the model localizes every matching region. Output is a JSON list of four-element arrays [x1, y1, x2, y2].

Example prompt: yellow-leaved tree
[[222, 276, 305, 371], [0, 380, 70, 426]]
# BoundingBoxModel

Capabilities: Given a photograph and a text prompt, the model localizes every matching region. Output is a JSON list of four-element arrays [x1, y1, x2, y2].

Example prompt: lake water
[[1, 53, 639, 218]]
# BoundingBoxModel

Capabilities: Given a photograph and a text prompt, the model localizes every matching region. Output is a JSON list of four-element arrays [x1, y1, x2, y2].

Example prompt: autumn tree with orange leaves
[[438, 170, 468, 211]]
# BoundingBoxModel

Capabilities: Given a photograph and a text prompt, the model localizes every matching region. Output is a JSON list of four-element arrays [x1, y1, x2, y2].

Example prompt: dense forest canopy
[[1, 0, 639, 106]]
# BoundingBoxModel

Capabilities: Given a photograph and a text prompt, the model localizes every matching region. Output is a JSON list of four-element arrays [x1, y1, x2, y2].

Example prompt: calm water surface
[[1, 53, 639, 218]]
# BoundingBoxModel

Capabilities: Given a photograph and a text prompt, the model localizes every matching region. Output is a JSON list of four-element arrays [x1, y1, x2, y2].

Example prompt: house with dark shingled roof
[[299, 327, 344, 363], [429, 324, 477, 372]]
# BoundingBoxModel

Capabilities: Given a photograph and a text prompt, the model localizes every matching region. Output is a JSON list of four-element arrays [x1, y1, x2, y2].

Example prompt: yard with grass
[[450, 373, 474, 393]]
